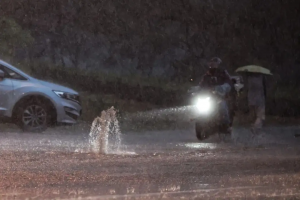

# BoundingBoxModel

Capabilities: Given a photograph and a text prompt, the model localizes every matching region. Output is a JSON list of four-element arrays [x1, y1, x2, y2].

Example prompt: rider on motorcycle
[[199, 57, 236, 133]]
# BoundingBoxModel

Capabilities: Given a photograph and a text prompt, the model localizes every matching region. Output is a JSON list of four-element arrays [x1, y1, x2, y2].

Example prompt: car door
[[0, 65, 14, 116]]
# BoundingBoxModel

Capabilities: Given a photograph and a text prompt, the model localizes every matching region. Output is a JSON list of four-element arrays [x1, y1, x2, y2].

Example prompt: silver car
[[0, 59, 82, 132]]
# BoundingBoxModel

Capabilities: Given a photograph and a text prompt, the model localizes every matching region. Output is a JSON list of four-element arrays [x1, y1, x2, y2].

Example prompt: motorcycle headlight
[[196, 97, 212, 113], [53, 90, 80, 103]]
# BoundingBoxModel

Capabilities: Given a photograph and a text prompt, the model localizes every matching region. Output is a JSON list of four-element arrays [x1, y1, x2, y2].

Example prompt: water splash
[[89, 107, 121, 154]]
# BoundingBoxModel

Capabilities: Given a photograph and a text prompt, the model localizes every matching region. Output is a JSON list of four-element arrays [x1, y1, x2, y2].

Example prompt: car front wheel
[[16, 99, 48, 132]]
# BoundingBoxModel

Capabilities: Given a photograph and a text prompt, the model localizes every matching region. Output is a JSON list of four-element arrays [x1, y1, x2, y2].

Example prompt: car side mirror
[[0, 70, 4, 80]]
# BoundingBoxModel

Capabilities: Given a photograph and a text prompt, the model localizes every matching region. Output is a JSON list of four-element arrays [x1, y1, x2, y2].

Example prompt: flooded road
[[0, 123, 300, 199]]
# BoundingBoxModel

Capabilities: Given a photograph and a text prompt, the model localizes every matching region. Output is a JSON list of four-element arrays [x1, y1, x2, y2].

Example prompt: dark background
[[0, 0, 300, 119]]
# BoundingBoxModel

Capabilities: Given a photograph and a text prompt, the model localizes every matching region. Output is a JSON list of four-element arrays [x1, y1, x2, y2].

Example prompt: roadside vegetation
[[12, 60, 300, 128], [0, 0, 300, 126]]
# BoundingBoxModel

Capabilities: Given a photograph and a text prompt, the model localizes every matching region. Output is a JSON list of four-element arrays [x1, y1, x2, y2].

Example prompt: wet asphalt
[[0, 123, 300, 199]]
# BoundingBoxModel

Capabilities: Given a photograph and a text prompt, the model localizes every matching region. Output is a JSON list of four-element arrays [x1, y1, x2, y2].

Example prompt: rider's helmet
[[208, 57, 222, 75]]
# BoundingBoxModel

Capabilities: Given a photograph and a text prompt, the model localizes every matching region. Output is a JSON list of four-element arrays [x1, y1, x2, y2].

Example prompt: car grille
[[64, 106, 79, 120]]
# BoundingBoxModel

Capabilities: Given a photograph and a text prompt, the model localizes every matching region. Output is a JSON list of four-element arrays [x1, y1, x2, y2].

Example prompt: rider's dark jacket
[[199, 67, 232, 89], [199, 67, 237, 124]]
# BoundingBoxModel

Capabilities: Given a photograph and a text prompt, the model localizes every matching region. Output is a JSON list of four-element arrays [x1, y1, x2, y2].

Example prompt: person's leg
[[228, 100, 236, 127], [254, 117, 262, 129], [254, 105, 265, 129], [250, 105, 258, 135], [220, 100, 230, 128], [248, 105, 255, 126], [217, 100, 230, 141], [229, 110, 234, 129], [225, 101, 235, 134]]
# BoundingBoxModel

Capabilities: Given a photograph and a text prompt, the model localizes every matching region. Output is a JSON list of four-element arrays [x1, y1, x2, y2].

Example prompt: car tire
[[16, 98, 48, 133], [195, 122, 207, 141]]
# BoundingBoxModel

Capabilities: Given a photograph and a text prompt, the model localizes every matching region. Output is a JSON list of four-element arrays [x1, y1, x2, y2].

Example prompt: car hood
[[34, 79, 78, 94]]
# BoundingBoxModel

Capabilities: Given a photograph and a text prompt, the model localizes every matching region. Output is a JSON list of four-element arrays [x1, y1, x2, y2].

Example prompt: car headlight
[[53, 90, 80, 103], [196, 97, 212, 113]]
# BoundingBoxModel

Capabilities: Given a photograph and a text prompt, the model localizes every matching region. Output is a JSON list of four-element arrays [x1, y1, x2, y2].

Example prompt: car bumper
[[55, 98, 82, 124]]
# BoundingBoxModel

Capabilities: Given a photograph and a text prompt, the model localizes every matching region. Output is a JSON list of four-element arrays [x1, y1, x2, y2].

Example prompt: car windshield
[[0, 64, 27, 80]]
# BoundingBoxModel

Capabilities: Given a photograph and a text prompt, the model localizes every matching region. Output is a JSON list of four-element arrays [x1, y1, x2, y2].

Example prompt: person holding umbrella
[[235, 65, 272, 134]]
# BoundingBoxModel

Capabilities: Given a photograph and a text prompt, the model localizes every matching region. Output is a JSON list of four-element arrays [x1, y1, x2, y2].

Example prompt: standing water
[[89, 107, 121, 154]]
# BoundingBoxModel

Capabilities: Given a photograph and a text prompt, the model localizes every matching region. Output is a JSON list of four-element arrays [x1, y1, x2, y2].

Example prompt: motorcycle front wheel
[[195, 122, 207, 141]]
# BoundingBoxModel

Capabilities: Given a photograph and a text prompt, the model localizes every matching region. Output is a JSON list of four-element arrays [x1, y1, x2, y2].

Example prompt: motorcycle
[[188, 84, 232, 140]]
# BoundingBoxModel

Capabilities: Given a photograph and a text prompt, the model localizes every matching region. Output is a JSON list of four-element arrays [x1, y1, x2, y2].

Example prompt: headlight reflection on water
[[184, 143, 217, 149]]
